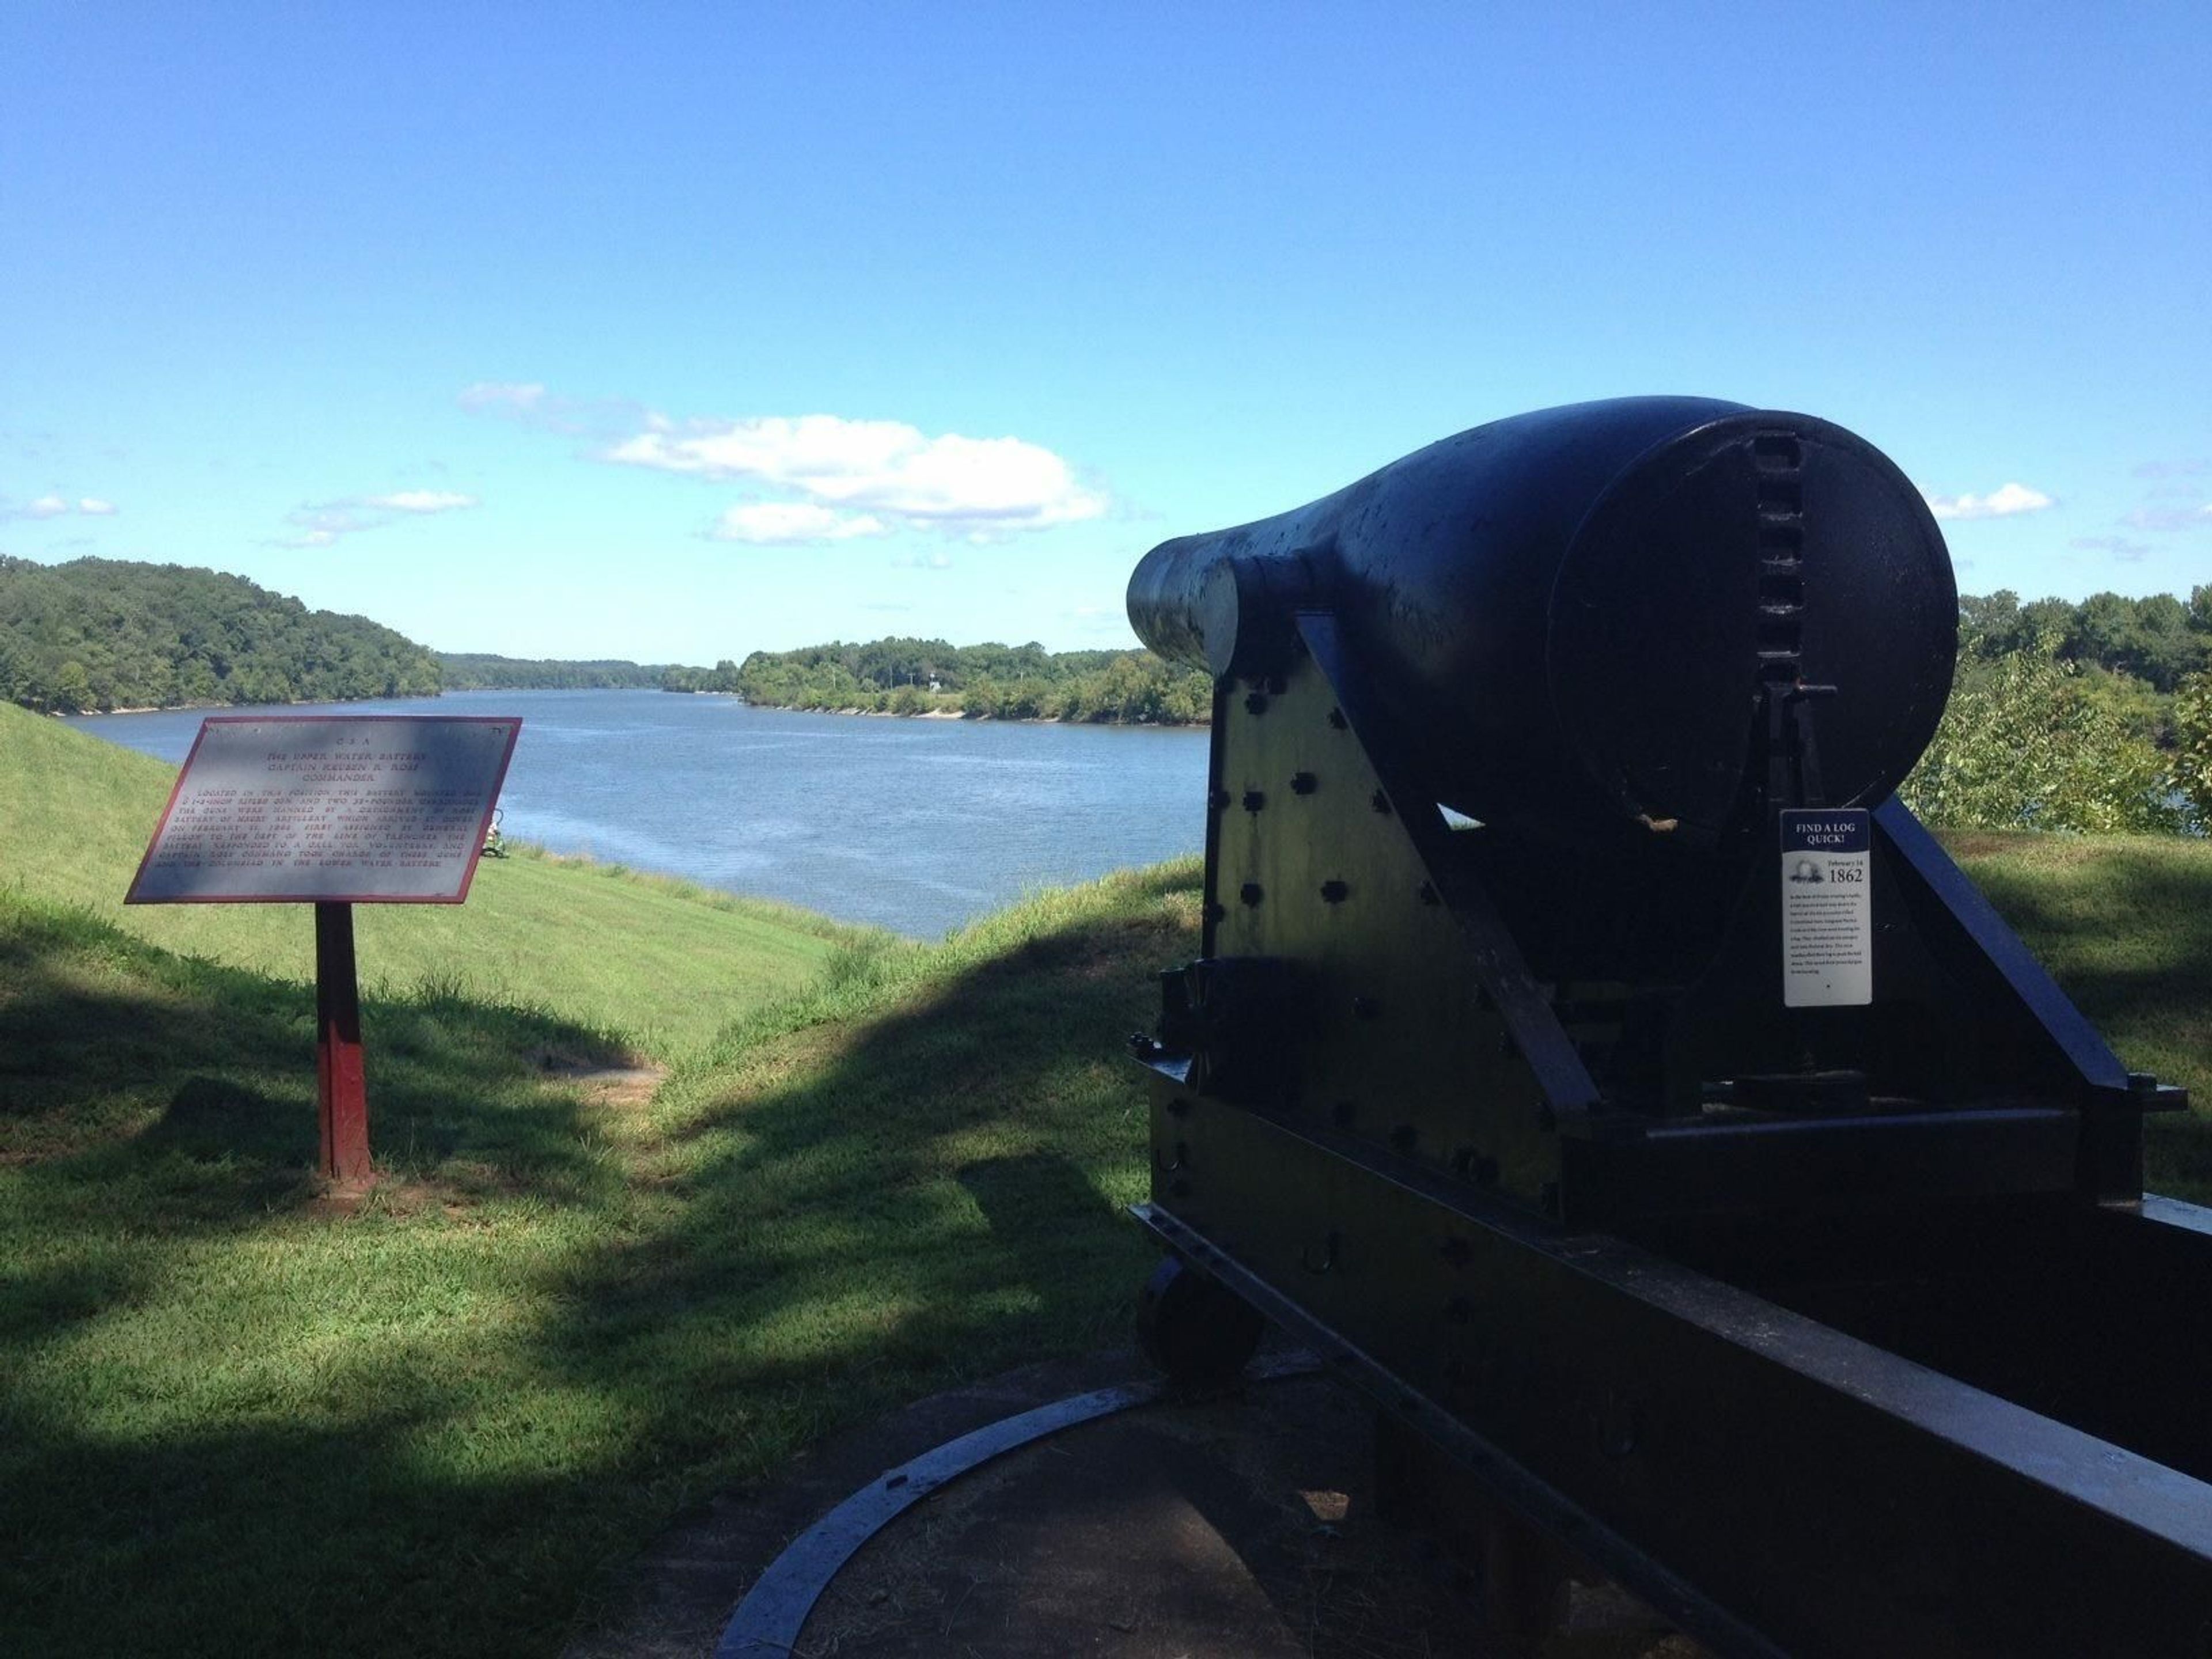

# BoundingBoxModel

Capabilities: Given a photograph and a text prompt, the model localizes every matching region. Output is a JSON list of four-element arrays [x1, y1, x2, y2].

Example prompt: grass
[[0, 702, 867, 1058], [0, 858, 1191, 1657], [1946, 829, 2212, 1194], [4, 701, 2209, 1657]]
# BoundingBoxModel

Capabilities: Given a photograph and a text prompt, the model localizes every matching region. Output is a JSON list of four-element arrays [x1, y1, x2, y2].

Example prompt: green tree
[[1901, 649, 2181, 834], [1, 557, 442, 712], [1958, 589, 2023, 657], [2018, 596, 2075, 654], [2172, 669, 2212, 834], [52, 660, 92, 713], [2068, 590, 2207, 691]]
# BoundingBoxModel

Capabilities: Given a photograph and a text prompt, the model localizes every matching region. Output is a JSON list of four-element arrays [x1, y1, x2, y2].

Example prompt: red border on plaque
[[124, 715, 523, 906]]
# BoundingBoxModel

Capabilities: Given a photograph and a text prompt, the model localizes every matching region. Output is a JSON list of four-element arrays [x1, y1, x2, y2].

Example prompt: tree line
[[715, 593, 2212, 834], [664, 636, 1214, 725], [0, 557, 441, 713], [437, 653, 673, 691], [1957, 588, 2211, 692], [1901, 586, 2212, 835]]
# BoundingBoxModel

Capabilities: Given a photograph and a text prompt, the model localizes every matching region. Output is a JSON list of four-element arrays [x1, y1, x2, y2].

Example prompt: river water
[[67, 690, 1211, 939]]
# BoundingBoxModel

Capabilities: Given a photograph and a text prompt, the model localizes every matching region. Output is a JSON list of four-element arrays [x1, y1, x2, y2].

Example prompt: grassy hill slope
[[0, 554, 441, 711], [1, 858, 1184, 1657], [1950, 829, 2212, 1187], [0, 702, 862, 1057]]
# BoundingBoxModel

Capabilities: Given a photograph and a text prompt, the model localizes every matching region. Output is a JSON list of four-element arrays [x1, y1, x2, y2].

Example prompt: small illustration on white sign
[[1779, 809, 1872, 1007]]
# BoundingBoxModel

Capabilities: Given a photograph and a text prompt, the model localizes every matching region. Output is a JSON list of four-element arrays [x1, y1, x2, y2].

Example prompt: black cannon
[[1124, 399, 2212, 1656]]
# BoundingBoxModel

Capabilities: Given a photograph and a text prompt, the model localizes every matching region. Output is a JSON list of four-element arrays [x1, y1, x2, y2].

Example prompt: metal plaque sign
[[126, 715, 521, 904], [1779, 808, 1872, 1007]]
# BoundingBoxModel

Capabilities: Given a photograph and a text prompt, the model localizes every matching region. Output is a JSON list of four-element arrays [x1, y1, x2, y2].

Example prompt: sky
[[3, 3, 2207, 664]]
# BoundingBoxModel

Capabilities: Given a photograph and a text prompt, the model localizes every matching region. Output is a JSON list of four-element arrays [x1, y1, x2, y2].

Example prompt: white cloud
[[275, 488, 479, 547], [892, 550, 955, 570], [2069, 535, 2152, 561], [463, 383, 1112, 540], [2121, 503, 2212, 532], [604, 412, 1107, 535], [1923, 482, 2055, 521], [457, 381, 635, 438], [282, 505, 379, 541], [458, 381, 548, 415], [362, 490, 478, 513], [2, 493, 117, 522], [708, 502, 891, 544], [457, 382, 544, 411]]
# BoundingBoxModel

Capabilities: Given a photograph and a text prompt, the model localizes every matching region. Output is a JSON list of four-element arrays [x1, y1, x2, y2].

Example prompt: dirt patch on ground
[[537, 1054, 668, 1108], [796, 1371, 1687, 1659], [305, 1172, 493, 1220], [304, 1058, 666, 1219], [566, 1349, 1695, 1659]]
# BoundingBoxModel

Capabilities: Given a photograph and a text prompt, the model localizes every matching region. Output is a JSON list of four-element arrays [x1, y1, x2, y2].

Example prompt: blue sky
[[3, 3, 2206, 663]]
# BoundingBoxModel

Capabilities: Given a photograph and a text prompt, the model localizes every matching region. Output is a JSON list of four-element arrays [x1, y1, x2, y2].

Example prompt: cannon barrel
[[1128, 396, 1957, 839]]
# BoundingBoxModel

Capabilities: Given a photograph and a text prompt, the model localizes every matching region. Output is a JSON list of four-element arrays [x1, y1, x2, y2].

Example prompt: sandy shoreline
[[737, 699, 1204, 730], [56, 690, 1209, 732]]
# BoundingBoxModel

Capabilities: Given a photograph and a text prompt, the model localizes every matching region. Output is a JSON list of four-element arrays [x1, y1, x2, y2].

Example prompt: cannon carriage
[[1124, 399, 2212, 1656]]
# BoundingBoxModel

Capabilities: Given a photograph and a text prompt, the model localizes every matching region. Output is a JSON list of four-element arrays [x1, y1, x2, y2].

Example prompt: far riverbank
[[670, 688, 1207, 729]]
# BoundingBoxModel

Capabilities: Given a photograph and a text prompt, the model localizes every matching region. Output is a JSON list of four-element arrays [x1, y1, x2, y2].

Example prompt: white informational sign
[[1779, 808, 1872, 1007], [126, 716, 521, 904]]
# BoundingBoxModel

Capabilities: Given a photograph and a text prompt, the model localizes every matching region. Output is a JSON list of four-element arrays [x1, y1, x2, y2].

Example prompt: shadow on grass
[[1966, 846, 2212, 1200], [529, 842, 2212, 1592], [518, 874, 1201, 1629], [0, 894, 636, 1211], [1968, 847, 2212, 1014], [0, 1252, 146, 1345], [1, 1383, 609, 1657], [550, 903, 1184, 1348], [0, 871, 1203, 1659], [0, 892, 677, 1655], [0, 868, 1214, 1657], [12, 839, 2211, 1658]]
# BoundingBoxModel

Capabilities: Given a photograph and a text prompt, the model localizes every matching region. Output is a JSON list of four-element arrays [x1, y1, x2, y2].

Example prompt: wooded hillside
[[436, 653, 676, 690], [669, 635, 1213, 724], [0, 557, 440, 713], [1899, 585, 2212, 835], [681, 589, 2212, 740]]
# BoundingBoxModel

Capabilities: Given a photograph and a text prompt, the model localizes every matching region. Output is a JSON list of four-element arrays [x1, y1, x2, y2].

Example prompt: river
[[66, 690, 1211, 939]]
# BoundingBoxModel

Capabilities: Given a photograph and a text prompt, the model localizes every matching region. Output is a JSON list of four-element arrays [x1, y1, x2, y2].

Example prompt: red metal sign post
[[315, 901, 372, 1183], [126, 715, 521, 1188]]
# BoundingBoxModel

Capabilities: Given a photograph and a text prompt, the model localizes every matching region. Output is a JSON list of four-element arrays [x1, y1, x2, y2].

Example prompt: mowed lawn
[[1949, 830, 2212, 1193], [0, 702, 863, 1058], [1, 857, 1183, 1657]]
